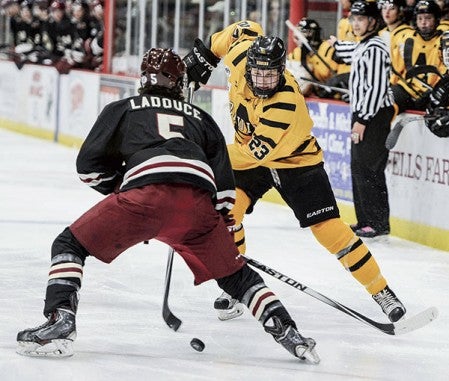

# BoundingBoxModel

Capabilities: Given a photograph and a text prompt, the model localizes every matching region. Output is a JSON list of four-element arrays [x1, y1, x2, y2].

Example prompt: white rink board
[[386, 115, 449, 230], [0, 62, 58, 131]]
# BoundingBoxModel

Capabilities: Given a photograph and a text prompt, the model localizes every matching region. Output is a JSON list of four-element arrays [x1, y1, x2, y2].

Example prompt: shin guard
[[310, 218, 387, 294]]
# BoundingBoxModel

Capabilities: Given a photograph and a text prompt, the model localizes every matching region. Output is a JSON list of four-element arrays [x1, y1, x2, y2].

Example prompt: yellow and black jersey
[[210, 20, 323, 170], [287, 41, 338, 82], [380, 23, 414, 86], [392, 30, 446, 98], [438, 20, 449, 32], [337, 17, 357, 42]]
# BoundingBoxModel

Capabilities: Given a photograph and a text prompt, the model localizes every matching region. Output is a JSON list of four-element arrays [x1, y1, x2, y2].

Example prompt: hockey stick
[[162, 247, 182, 331], [286, 20, 337, 76], [161, 82, 196, 331], [385, 115, 424, 149], [298, 76, 349, 95], [246, 256, 438, 335]]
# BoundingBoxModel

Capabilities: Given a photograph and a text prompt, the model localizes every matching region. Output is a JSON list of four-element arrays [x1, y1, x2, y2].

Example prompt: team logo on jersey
[[235, 104, 253, 136]]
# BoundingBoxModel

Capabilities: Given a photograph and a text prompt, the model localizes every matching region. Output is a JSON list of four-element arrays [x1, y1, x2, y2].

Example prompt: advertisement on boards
[[307, 100, 353, 202]]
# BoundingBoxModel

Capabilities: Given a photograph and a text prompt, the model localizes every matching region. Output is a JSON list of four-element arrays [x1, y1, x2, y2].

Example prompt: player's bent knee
[[216, 264, 264, 301], [51, 227, 89, 264], [310, 218, 356, 254]]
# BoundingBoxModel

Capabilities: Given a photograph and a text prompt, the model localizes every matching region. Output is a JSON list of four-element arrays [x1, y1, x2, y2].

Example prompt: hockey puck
[[190, 338, 205, 352]]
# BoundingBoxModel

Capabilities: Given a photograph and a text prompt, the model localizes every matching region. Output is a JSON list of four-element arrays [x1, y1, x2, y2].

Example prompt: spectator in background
[[1, 0, 21, 46], [84, 0, 104, 71], [390, 0, 446, 113], [47, 0, 85, 74], [13, 2, 35, 50], [71, 0, 93, 42], [32, 0, 52, 58]]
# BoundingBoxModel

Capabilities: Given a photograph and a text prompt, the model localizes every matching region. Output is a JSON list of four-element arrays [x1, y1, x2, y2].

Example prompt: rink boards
[[0, 60, 447, 252]]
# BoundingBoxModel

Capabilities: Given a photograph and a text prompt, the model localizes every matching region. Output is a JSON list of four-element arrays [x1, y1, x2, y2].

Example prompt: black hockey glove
[[424, 109, 449, 138], [183, 38, 220, 90], [429, 76, 449, 109]]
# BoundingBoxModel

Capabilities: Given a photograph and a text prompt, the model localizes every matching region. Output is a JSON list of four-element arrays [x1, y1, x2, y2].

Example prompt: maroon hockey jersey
[[76, 93, 236, 214]]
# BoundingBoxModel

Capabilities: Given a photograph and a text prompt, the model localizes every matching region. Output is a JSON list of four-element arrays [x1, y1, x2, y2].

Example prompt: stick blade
[[392, 307, 439, 335], [385, 121, 405, 149], [163, 310, 182, 331]]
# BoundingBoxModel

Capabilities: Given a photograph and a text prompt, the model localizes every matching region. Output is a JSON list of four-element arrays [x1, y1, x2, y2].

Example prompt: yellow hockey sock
[[310, 218, 387, 294]]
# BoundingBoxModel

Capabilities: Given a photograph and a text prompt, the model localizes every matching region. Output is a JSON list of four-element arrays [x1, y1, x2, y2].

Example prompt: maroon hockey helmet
[[140, 48, 186, 99]]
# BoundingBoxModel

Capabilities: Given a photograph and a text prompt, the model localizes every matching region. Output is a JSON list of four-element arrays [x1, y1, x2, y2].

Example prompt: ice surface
[[1, 129, 448, 381]]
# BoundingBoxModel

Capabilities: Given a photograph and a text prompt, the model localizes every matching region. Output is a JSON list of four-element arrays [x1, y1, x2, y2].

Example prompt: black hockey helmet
[[350, 0, 381, 19], [139, 48, 186, 99], [245, 36, 286, 98], [414, 0, 442, 20], [378, 0, 406, 9], [297, 18, 322, 50], [413, 0, 441, 40]]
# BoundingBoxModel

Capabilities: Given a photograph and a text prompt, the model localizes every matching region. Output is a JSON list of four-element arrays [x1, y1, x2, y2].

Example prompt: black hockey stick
[[162, 247, 182, 331], [246, 256, 438, 335], [385, 116, 424, 149], [161, 82, 196, 331], [285, 20, 337, 76]]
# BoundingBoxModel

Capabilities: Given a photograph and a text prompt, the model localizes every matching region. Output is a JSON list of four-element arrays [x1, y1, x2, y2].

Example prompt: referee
[[330, 0, 395, 238]]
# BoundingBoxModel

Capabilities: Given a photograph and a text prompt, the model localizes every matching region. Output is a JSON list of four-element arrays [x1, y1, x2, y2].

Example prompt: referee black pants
[[351, 106, 394, 232]]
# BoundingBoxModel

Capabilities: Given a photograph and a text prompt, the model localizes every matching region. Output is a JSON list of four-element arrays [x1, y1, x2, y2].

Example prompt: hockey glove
[[425, 109, 449, 138], [429, 76, 449, 109], [183, 38, 220, 90]]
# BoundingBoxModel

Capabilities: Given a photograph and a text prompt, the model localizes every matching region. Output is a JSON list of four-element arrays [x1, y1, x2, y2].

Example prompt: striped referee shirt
[[334, 34, 394, 124]]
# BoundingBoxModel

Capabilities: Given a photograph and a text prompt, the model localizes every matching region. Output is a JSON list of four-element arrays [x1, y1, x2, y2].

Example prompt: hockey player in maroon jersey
[[16, 48, 320, 364]]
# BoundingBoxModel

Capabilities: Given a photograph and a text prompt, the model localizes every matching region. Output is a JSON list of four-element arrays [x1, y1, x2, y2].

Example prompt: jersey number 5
[[157, 113, 184, 140]]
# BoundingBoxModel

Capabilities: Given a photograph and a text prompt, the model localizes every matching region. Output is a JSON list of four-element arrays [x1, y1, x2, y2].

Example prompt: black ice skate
[[214, 291, 244, 321], [16, 308, 76, 357], [264, 316, 320, 364], [373, 286, 406, 322]]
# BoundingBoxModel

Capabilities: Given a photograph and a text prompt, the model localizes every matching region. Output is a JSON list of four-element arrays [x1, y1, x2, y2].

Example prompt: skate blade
[[298, 348, 321, 364], [17, 339, 74, 358], [295, 341, 321, 365], [216, 303, 245, 321]]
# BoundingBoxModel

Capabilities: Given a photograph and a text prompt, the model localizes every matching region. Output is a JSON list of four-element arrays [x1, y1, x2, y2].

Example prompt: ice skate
[[17, 308, 76, 357], [373, 286, 406, 322], [264, 316, 320, 364], [214, 291, 244, 321]]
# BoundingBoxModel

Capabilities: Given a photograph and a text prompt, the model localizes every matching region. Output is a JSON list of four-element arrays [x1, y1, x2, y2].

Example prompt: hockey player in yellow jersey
[[391, 0, 447, 113], [379, 0, 414, 54], [183, 20, 406, 324], [287, 18, 339, 96]]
